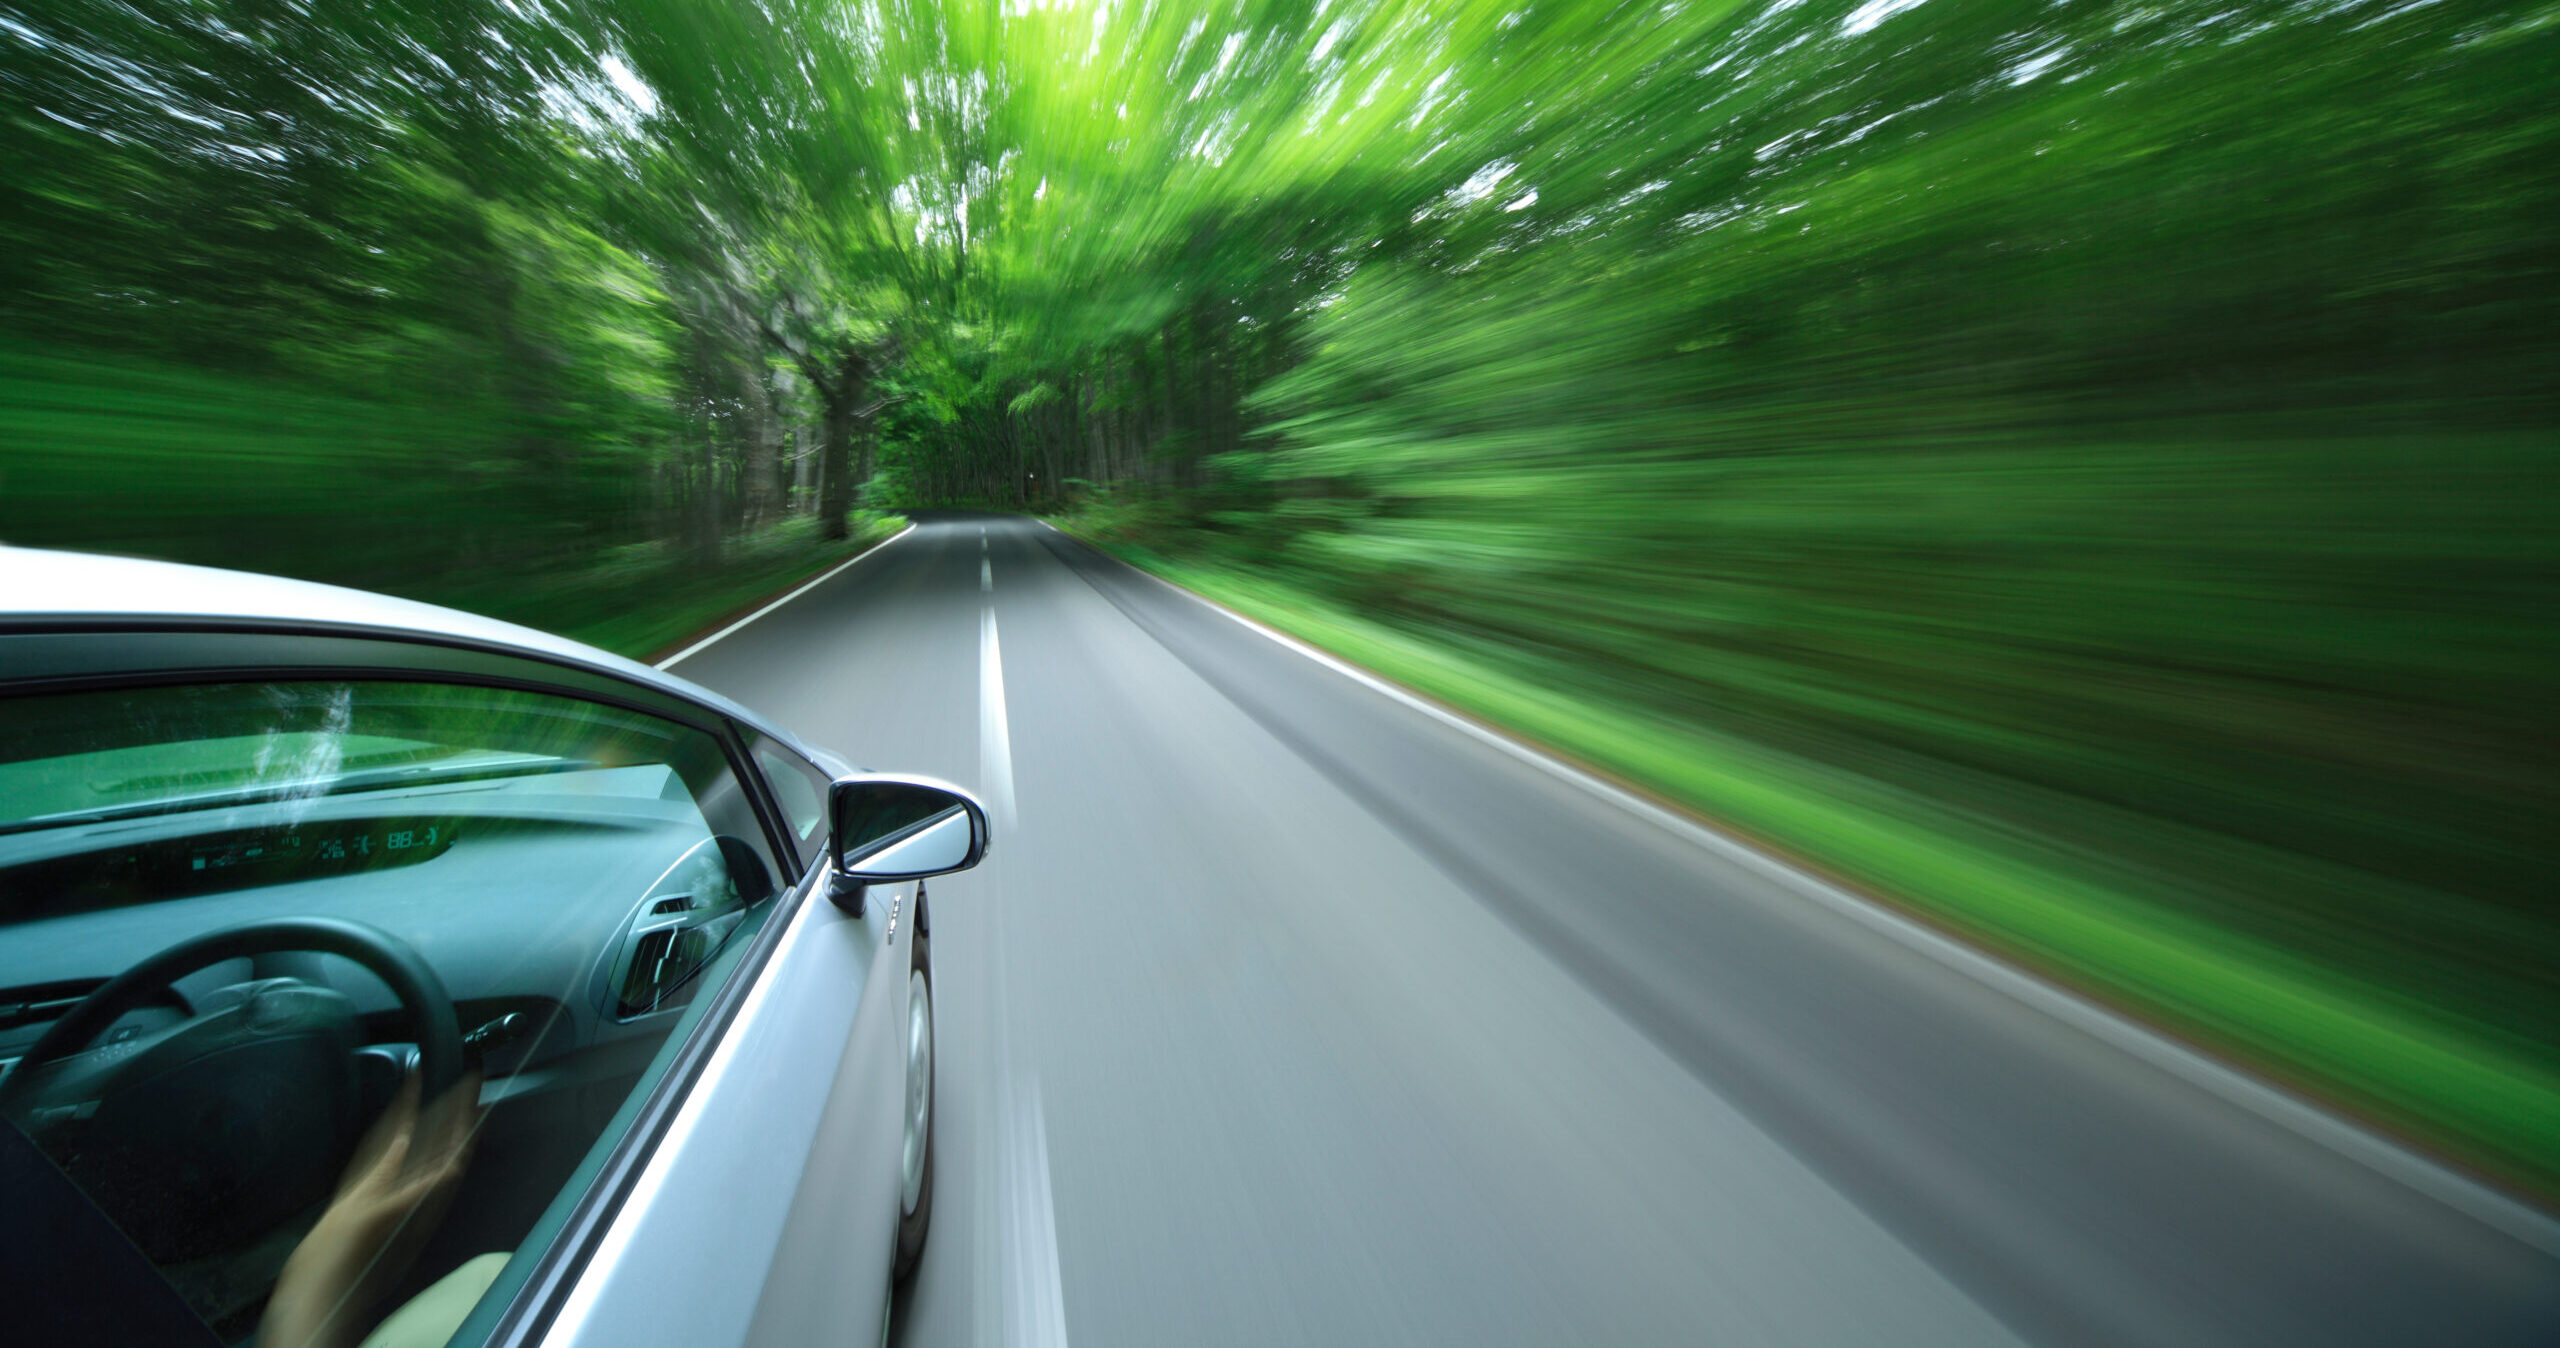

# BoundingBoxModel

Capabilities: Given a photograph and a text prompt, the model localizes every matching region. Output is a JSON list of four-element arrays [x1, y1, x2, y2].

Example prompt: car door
[[0, 628, 913, 1348], [521, 744, 915, 1348]]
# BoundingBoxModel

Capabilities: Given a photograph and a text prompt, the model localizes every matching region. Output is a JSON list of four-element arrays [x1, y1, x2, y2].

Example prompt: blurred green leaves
[[996, 0, 2560, 1186], [4, 0, 2556, 1184]]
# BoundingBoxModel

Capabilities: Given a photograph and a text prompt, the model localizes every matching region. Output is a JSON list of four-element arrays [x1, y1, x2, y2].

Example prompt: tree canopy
[[9, 0, 2549, 531]]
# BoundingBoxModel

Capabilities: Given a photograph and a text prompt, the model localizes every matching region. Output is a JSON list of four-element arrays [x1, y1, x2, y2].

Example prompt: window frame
[[743, 731, 838, 877], [0, 625, 827, 1347]]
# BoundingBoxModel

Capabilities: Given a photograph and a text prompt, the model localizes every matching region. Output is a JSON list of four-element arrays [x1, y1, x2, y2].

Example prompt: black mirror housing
[[828, 774, 990, 888]]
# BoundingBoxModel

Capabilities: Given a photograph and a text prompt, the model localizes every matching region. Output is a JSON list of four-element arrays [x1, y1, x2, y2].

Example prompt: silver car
[[0, 547, 982, 1348]]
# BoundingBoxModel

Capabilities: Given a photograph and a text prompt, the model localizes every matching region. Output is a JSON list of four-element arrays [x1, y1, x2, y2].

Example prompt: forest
[[3, 0, 2555, 1187]]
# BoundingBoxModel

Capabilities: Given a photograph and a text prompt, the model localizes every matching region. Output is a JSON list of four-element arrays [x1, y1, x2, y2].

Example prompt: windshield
[[0, 681, 733, 923], [0, 682, 707, 825]]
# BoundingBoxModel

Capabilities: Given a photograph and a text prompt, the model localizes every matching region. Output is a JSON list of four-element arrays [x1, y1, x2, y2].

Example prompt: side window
[[750, 735, 835, 873], [0, 679, 784, 1346]]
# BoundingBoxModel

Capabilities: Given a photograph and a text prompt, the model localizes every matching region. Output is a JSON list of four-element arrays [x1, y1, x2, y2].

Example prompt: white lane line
[[654, 524, 916, 670], [1118, 564, 2560, 1255], [979, 606, 1019, 831], [1004, 1074, 1071, 1348], [978, 857, 1068, 1348], [981, 558, 993, 592]]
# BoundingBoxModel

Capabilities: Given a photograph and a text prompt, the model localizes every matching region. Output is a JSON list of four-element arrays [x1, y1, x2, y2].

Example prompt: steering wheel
[[0, 917, 462, 1264]]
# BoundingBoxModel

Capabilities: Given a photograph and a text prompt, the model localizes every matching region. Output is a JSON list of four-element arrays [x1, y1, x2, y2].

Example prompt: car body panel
[[744, 883, 912, 1346], [0, 547, 834, 772], [536, 867, 907, 1348], [5, 545, 680, 686], [0, 547, 926, 1347]]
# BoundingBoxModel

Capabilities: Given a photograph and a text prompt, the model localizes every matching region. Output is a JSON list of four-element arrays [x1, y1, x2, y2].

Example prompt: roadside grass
[[414, 511, 905, 661], [1052, 510, 2560, 1202]]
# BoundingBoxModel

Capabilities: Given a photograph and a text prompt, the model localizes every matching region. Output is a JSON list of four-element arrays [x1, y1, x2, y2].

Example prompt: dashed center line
[[978, 605, 1018, 832], [1001, 1074, 1070, 1348]]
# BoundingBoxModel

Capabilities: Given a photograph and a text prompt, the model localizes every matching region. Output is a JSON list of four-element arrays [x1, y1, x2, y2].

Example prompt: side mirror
[[829, 774, 990, 886]]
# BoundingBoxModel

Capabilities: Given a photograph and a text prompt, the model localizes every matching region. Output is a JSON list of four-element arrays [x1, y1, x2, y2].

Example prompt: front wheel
[[893, 909, 934, 1283]]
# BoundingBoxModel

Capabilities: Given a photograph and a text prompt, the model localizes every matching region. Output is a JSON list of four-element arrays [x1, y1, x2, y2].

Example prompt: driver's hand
[[260, 1068, 484, 1348]]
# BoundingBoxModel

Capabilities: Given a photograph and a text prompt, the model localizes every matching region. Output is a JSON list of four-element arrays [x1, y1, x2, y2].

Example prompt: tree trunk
[[789, 425, 811, 510], [809, 346, 881, 541], [689, 423, 723, 565], [1043, 384, 1066, 500], [1161, 318, 1182, 486], [1193, 303, 1216, 484], [817, 388, 855, 541], [1100, 360, 1118, 482], [756, 367, 790, 526]]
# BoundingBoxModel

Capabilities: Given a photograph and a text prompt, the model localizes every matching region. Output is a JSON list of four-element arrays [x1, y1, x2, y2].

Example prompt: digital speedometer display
[[186, 821, 455, 876], [1, 818, 461, 924]]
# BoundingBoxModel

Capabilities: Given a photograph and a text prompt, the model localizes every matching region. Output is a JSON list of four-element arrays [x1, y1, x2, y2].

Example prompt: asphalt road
[[668, 512, 2560, 1348]]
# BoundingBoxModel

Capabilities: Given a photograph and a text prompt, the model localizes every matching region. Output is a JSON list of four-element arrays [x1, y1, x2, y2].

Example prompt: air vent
[[649, 895, 695, 916], [619, 927, 710, 1017]]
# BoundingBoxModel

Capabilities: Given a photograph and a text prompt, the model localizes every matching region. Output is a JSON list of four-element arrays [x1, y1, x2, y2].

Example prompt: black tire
[[892, 911, 934, 1284]]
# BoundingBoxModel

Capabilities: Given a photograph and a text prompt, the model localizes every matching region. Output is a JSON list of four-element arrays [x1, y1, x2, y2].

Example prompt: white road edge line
[[979, 605, 1019, 831], [1114, 558, 2560, 1256], [653, 523, 916, 670]]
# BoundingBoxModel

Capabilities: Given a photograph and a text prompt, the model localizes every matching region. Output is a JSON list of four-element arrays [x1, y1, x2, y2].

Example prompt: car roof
[[0, 546, 810, 755]]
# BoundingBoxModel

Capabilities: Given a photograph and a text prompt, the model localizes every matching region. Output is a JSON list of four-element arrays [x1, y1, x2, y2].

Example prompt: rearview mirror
[[829, 774, 989, 883]]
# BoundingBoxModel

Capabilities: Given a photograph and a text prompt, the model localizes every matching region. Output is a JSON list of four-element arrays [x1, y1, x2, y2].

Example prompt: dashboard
[[0, 765, 786, 1294]]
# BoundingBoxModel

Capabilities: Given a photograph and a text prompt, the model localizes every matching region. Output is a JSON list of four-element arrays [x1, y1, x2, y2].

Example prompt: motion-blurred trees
[[5, 0, 2556, 1174], [2, 0, 902, 572], [861, 0, 2560, 1179]]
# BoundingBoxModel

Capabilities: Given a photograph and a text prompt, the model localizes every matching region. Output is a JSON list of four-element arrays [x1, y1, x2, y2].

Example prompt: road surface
[[667, 512, 2560, 1347]]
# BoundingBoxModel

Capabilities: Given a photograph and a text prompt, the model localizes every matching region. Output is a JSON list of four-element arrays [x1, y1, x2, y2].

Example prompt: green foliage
[[0, 344, 515, 582], [6, 0, 2556, 1188], [2, 0, 879, 610], [1024, 0, 2560, 1188]]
